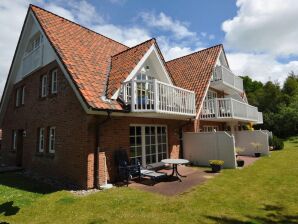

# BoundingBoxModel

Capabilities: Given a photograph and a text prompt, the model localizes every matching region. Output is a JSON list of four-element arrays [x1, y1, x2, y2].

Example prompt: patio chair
[[114, 150, 141, 185]]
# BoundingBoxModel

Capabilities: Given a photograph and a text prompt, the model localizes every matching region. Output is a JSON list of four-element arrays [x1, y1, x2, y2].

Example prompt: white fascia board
[[152, 47, 173, 85], [111, 44, 173, 99]]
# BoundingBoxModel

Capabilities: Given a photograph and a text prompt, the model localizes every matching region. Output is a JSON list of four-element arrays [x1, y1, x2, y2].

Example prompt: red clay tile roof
[[31, 5, 128, 110], [166, 45, 222, 111], [106, 39, 155, 98], [30, 5, 221, 113]]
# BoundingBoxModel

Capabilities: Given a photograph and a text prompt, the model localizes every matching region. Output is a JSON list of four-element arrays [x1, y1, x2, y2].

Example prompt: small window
[[21, 86, 25, 105], [48, 127, 56, 153], [41, 75, 48, 97], [38, 128, 45, 153], [26, 33, 42, 54], [51, 69, 58, 94], [15, 89, 21, 107], [12, 130, 17, 151], [206, 90, 217, 100]]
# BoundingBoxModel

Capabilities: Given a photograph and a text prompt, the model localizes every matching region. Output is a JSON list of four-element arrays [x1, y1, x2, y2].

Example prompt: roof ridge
[[111, 38, 155, 58], [166, 44, 223, 63], [29, 4, 128, 49]]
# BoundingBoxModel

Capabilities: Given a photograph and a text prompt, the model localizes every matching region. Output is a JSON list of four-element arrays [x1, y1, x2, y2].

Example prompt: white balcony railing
[[200, 98, 263, 123], [119, 79, 196, 116], [211, 65, 244, 92], [22, 44, 43, 76]]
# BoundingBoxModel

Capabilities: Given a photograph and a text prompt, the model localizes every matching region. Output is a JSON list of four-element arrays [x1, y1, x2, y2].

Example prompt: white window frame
[[206, 90, 217, 100], [38, 128, 45, 153], [48, 127, 56, 153], [15, 88, 21, 107], [26, 33, 42, 55], [51, 69, 58, 94], [21, 86, 25, 105], [12, 130, 17, 151], [41, 75, 48, 97], [129, 125, 168, 166], [202, 125, 219, 132]]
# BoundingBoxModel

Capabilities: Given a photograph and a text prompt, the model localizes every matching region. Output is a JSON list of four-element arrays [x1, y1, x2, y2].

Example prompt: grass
[[0, 137, 298, 224]]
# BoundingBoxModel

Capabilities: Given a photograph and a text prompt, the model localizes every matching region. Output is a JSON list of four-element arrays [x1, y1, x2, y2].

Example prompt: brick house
[[0, 5, 263, 189]]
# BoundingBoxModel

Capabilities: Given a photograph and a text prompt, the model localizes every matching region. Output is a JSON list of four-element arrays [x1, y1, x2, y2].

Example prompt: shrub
[[209, 160, 224, 166], [272, 136, 284, 150]]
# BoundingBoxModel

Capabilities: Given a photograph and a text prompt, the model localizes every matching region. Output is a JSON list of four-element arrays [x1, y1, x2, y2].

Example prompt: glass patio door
[[130, 125, 168, 166]]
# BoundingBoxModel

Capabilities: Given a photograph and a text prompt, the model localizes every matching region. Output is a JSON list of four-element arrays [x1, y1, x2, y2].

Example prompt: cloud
[[222, 0, 298, 84], [140, 12, 196, 39], [0, 0, 31, 95], [227, 53, 298, 83], [92, 24, 151, 47], [0, 0, 203, 97], [222, 0, 298, 56]]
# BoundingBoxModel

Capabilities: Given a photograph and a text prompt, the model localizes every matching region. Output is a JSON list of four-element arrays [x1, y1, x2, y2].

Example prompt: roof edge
[[166, 44, 223, 63], [29, 4, 128, 49]]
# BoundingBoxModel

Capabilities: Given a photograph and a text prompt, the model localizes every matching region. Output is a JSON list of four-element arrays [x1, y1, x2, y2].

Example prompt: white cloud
[[227, 53, 298, 83], [0, 0, 31, 95], [92, 24, 151, 47], [222, 0, 298, 84], [0, 0, 202, 97], [222, 0, 298, 56], [140, 12, 196, 39]]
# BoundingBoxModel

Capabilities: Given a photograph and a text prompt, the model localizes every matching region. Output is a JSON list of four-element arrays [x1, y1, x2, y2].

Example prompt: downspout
[[179, 118, 193, 159], [94, 110, 111, 189]]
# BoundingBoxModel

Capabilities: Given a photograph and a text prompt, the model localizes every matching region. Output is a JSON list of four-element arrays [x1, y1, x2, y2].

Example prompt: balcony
[[211, 65, 244, 93], [119, 79, 196, 117], [200, 98, 263, 124], [22, 44, 43, 76]]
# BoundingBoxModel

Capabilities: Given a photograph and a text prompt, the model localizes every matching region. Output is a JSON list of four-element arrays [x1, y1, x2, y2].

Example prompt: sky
[[1, 0, 298, 97]]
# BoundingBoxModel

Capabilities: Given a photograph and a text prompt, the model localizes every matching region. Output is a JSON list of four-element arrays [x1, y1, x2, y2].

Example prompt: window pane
[[136, 127, 141, 135], [136, 136, 142, 145], [129, 126, 135, 136], [130, 137, 135, 145]]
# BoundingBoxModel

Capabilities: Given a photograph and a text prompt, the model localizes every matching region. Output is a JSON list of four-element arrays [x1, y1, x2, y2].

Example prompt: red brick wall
[[0, 60, 194, 189], [85, 116, 188, 188], [0, 61, 90, 188]]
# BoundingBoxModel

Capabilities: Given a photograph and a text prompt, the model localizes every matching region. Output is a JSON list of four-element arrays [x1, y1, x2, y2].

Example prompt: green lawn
[[1, 137, 298, 224]]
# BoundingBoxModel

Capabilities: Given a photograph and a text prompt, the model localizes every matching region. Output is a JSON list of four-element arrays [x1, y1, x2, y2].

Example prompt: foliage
[[235, 147, 244, 154], [209, 160, 224, 166], [0, 137, 297, 223], [271, 135, 284, 150], [242, 72, 298, 138]]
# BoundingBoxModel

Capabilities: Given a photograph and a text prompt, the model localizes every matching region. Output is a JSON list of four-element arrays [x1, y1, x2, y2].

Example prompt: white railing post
[[154, 79, 158, 112], [230, 98, 234, 118], [214, 98, 218, 118], [131, 80, 135, 112]]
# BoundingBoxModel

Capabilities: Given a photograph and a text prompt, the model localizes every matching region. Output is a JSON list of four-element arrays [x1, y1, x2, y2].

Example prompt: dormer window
[[25, 32, 43, 55]]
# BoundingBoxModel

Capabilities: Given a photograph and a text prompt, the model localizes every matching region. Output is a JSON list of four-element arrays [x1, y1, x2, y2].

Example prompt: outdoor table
[[161, 159, 189, 181]]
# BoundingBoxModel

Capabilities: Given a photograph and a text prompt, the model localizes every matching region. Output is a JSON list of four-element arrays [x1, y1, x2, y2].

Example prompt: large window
[[51, 69, 58, 94], [129, 125, 168, 166], [48, 127, 56, 153], [206, 90, 217, 100], [38, 128, 45, 153]]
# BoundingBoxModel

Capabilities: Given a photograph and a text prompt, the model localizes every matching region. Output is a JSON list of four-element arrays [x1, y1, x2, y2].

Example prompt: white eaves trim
[[111, 44, 173, 100]]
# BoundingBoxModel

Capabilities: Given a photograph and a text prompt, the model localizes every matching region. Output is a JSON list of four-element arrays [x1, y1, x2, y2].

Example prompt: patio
[[128, 156, 260, 196], [129, 166, 217, 196]]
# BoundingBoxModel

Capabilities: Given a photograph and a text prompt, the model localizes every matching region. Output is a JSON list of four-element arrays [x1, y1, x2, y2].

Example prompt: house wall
[[85, 116, 191, 188], [0, 60, 90, 188]]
